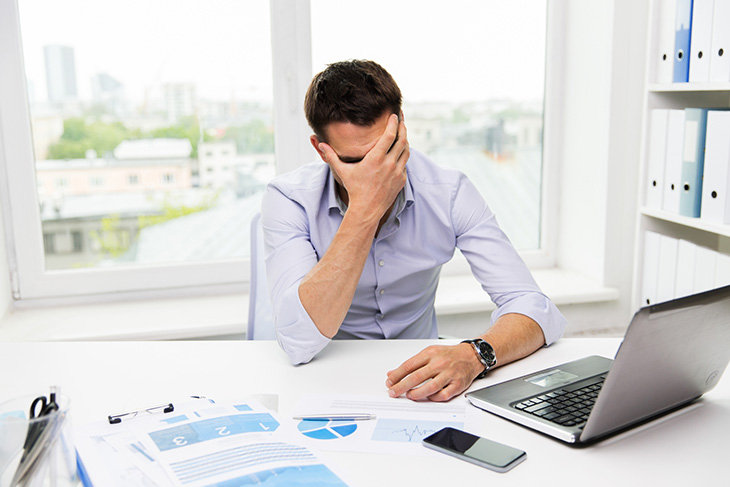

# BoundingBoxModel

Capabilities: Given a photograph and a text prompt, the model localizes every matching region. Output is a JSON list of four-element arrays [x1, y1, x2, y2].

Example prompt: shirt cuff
[[275, 282, 332, 365], [490, 293, 566, 346]]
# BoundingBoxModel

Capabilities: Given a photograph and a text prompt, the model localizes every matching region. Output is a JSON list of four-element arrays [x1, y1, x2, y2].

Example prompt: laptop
[[466, 284, 730, 444]]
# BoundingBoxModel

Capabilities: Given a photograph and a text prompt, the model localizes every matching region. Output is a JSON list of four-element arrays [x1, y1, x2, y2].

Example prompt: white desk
[[1, 338, 728, 486]]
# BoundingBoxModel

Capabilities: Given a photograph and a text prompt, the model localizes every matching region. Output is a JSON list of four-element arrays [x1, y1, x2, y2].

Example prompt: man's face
[[312, 111, 394, 185]]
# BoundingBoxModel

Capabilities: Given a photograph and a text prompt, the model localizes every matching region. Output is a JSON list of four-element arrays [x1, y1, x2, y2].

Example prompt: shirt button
[[379, 289, 385, 295], [378, 260, 385, 267]]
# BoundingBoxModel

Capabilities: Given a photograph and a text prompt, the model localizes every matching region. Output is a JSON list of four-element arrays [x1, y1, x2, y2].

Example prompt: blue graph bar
[[149, 413, 280, 451]]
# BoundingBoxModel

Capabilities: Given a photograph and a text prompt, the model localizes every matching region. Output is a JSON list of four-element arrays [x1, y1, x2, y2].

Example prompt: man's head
[[304, 59, 402, 143]]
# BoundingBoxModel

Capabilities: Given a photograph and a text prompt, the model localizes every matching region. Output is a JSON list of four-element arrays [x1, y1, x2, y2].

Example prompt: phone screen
[[423, 427, 526, 472]]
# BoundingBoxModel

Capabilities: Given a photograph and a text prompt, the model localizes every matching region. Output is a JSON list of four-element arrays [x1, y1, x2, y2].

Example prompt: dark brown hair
[[304, 59, 402, 142]]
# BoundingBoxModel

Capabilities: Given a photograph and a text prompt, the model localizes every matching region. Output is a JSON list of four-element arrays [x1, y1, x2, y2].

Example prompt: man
[[261, 60, 566, 402]]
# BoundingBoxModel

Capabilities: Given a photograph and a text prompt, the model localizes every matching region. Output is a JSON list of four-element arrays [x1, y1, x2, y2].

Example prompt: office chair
[[247, 213, 277, 340]]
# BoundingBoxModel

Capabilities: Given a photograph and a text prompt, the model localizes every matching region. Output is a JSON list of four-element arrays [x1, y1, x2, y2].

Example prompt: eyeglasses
[[108, 402, 174, 424]]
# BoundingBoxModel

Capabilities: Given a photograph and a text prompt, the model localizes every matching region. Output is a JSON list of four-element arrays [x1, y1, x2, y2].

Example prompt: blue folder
[[673, 0, 694, 82], [679, 108, 708, 217]]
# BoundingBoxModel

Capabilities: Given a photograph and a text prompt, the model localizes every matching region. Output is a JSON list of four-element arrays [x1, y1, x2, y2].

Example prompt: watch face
[[477, 341, 495, 365]]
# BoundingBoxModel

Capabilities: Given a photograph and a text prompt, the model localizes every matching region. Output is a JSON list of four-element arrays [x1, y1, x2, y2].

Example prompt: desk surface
[[1, 338, 728, 486]]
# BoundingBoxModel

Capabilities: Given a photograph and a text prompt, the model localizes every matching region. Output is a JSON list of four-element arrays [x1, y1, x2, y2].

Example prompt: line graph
[[370, 419, 464, 443]]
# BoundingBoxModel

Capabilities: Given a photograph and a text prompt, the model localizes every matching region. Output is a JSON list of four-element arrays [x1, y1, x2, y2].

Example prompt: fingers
[[386, 345, 476, 403], [393, 116, 410, 170], [386, 347, 445, 399], [385, 347, 431, 390], [371, 113, 400, 157], [317, 141, 340, 166]]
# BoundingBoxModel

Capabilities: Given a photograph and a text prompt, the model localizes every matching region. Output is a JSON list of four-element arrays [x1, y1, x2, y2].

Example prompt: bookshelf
[[633, 0, 730, 310]]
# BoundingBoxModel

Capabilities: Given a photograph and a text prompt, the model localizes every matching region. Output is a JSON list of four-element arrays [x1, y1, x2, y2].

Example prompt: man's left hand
[[385, 343, 482, 402]]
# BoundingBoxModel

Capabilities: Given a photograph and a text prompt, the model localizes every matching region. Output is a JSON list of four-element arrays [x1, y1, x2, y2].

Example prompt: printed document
[[287, 393, 465, 456]]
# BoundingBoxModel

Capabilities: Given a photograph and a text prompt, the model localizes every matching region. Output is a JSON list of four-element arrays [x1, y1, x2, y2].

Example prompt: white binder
[[709, 0, 730, 82], [689, 0, 715, 82], [662, 109, 685, 214], [656, 234, 679, 303], [700, 111, 730, 224], [694, 245, 718, 294], [642, 231, 661, 306], [715, 252, 730, 287], [655, 0, 678, 84], [675, 239, 697, 298], [646, 110, 668, 209]]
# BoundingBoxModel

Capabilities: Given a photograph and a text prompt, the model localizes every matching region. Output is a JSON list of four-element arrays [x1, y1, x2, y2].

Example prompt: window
[[311, 0, 548, 252], [0, 0, 554, 301], [0, 0, 279, 299], [17, 0, 274, 272]]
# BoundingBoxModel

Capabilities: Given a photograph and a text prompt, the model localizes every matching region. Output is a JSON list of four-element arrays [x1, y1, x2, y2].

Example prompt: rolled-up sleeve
[[260, 182, 330, 364], [451, 173, 566, 345]]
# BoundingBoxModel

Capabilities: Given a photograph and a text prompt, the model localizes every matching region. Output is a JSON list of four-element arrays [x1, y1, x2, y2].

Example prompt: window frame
[[0, 0, 558, 303]]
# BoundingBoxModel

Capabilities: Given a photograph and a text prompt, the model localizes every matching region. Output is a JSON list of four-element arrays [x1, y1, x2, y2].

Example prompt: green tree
[[47, 139, 90, 160], [220, 120, 274, 154], [137, 192, 220, 231], [89, 214, 131, 259], [60, 118, 87, 142], [150, 116, 213, 158], [46, 118, 140, 159], [46, 115, 223, 160]]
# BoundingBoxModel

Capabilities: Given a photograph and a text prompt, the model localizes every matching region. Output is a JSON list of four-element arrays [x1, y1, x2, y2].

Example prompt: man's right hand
[[318, 113, 409, 226], [299, 112, 409, 340]]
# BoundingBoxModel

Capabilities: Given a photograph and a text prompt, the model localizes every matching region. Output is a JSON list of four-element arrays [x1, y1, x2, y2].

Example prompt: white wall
[[0, 200, 13, 320], [554, 0, 647, 334]]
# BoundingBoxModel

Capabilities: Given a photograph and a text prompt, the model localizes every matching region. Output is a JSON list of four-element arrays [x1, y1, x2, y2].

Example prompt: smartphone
[[422, 427, 526, 473]]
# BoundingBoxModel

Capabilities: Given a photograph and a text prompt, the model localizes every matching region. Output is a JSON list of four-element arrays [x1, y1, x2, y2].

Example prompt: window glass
[[311, 0, 546, 250], [18, 0, 274, 270]]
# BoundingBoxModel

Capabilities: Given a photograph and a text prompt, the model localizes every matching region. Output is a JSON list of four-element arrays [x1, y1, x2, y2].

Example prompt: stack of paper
[[75, 398, 349, 487]]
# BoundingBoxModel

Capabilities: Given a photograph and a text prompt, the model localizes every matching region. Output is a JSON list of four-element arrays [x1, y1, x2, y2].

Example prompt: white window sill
[[0, 294, 248, 342], [0, 268, 618, 342], [435, 268, 620, 315]]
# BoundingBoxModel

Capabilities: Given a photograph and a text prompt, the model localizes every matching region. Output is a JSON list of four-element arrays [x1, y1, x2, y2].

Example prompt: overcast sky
[[19, 0, 546, 106]]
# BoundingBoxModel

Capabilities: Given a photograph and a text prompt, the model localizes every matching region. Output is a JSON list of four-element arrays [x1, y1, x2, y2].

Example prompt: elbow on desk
[[279, 341, 318, 366], [274, 323, 327, 366]]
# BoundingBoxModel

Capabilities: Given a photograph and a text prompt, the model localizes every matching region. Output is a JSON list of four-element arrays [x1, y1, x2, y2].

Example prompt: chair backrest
[[247, 213, 277, 340]]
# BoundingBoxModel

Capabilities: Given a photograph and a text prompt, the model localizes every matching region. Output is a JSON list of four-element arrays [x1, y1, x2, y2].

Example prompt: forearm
[[479, 313, 546, 369], [298, 208, 380, 338]]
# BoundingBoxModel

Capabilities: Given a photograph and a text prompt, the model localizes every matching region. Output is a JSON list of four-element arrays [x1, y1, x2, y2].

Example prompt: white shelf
[[640, 207, 730, 238], [647, 83, 730, 93]]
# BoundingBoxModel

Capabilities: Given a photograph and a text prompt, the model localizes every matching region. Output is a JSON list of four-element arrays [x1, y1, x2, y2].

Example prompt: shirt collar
[[327, 166, 415, 216]]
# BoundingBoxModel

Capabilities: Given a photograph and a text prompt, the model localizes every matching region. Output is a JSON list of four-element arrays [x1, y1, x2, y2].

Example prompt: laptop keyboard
[[512, 376, 606, 428]]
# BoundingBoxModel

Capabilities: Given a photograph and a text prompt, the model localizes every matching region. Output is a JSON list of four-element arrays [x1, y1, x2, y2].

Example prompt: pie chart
[[297, 419, 358, 440]]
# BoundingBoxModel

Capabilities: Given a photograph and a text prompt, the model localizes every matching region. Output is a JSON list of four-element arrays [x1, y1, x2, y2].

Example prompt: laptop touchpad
[[525, 369, 580, 388]]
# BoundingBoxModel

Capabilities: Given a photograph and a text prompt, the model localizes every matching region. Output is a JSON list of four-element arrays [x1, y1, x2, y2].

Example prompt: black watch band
[[461, 339, 497, 379]]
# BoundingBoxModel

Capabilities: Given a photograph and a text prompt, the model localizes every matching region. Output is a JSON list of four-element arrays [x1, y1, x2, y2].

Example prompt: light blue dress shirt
[[261, 149, 566, 365]]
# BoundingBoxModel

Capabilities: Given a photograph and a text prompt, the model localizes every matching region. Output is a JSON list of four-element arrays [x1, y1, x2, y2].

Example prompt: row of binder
[[654, 0, 730, 83], [642, 231, 730, 306], [645, 108, 730, 223]]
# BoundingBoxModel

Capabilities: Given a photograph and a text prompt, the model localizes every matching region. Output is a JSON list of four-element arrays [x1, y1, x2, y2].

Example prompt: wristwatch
[[461, 339, 497, 379]]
